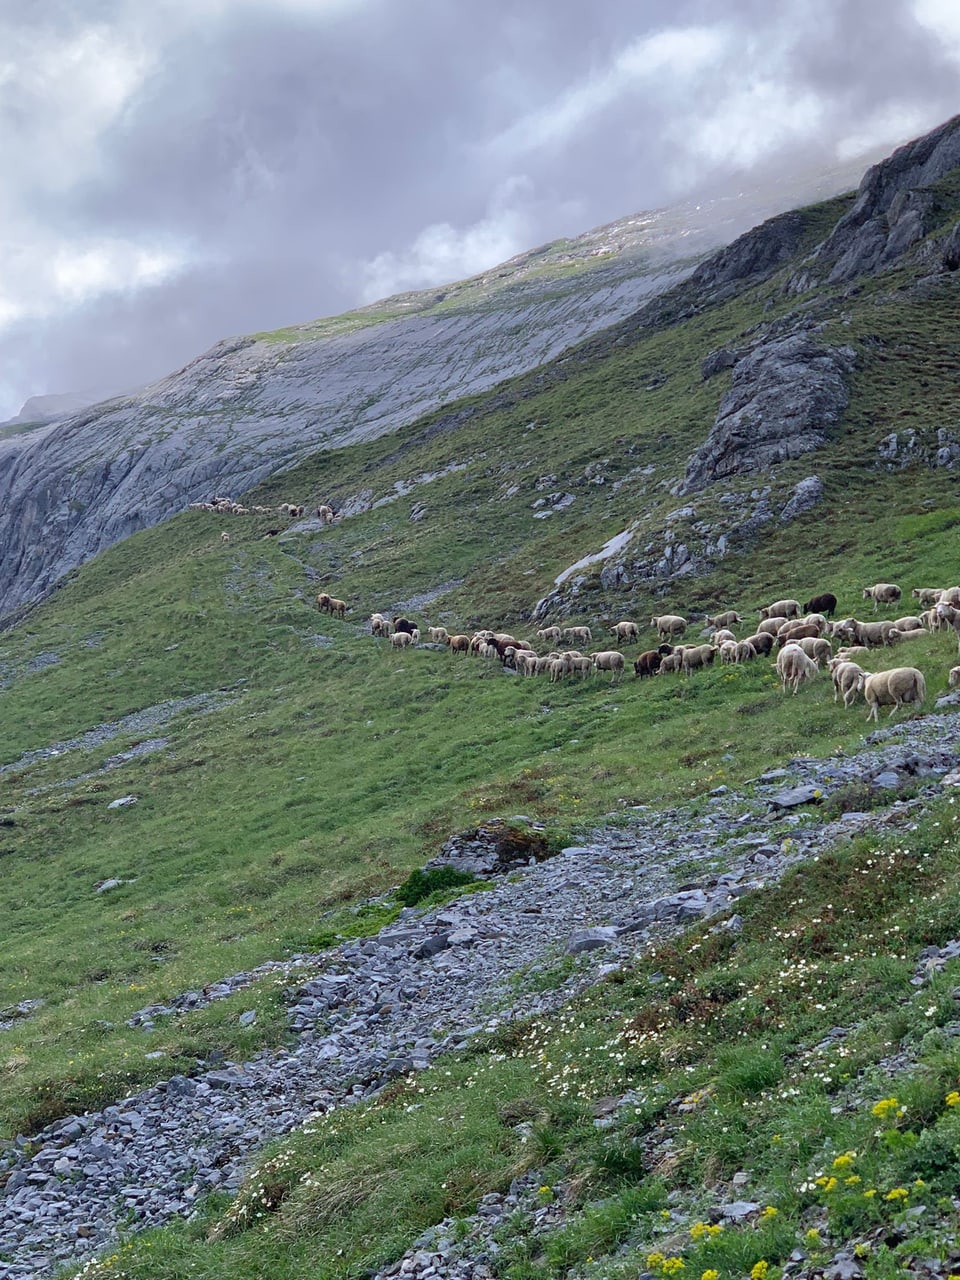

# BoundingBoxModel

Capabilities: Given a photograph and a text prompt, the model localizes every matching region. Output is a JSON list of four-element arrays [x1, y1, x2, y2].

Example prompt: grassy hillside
[[2, 173, 960, 1278]]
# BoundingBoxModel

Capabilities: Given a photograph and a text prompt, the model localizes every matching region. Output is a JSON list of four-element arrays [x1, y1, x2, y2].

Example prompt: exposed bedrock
[[679, 333, 855, 494]]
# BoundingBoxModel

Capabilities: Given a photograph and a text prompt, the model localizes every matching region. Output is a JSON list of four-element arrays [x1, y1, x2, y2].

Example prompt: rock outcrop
[[680, 333, 855, 494], [810, 113, 960, 282]]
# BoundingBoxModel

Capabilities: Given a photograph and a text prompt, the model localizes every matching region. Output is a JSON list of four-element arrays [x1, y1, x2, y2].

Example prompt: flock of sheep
[[357, 581, 960, 723]]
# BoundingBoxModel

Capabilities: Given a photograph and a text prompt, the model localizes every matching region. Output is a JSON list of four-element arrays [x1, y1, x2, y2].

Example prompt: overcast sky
[[2, 0, 959, 419]]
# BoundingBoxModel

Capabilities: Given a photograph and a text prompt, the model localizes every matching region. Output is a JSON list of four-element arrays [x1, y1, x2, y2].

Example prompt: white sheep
[[591, 650, 625, 682], [651, 614, 687, 640], [759, 599, 801, 621], [757, 615, 790, 637], [390, 631, 413, 649], [706, 610, 742, 628], [949, 666, 960, 688], [862, 583, 902, 612], [563, 625, 593, 645], [891, 615, 924, 632], [888, 627, 929, 644], [712, 628, 737, 646], [912, 588, 944, 606], [681, 643, 717, 675], [936, 603, 960, 654], [775, 643, 819, 694], [427, 626, 449, 644], [734, 640, 757, 663], [537, 626, 563, 644], [859, 667, 926, 721], [795, 636, 833, 665], [609, 620, 639, 644], [829, 659, 865, 708], [719, 640, 739, 664]]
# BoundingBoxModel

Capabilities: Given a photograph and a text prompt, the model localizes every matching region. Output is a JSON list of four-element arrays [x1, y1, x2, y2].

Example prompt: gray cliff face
[[811, 113, 960, 282], [0, 257, 688, 614]]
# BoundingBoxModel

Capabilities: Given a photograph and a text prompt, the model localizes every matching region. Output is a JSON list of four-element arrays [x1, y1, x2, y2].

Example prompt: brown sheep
[[447, 635, 471, 653], [317, 591, 333, 612], [802, 592, 837, 617], [743, 631, 774, 656], [634, 648, 666, 678], [328, 598, 347, 619]]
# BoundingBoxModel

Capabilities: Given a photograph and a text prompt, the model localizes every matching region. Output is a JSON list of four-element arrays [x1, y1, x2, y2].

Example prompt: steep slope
[[0, 157, 876, 618]]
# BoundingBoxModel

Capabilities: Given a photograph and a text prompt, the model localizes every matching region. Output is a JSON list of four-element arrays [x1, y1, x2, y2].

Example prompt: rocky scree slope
[[3, 710, 960, 1277]]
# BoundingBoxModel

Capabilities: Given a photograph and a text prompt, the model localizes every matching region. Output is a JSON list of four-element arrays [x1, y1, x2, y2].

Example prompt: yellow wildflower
[[946, 1091, 960, 1107], [831, 1152, 855, 1170], [751, 1262, 769, 1280], [871, 1097, 903, 1121], [885, 1187, 908, 1202], [661, 1259, 685, 1276], [701, 1272, 719, 1280], [760, 1205, 778, 1219]]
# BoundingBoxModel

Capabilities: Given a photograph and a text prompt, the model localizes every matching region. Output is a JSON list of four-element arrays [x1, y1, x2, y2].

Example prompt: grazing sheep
[[712, 628, 737, 646], [390, 631, 413, 649], [447, 635, 471, 653], [609, 620, 639, 644], [776, 622, 822, 647], [514, 650, 539, 676], [829, 659, 866, 708], [370, 612, 390, 637], [657, 652, 683, 674], [757, 616, 790, 637], [681, 643, 717, 675], [563, 625, 593, 645], [537, 626, 563, 644], [427, 626, 449, 643], [935, 603, 960, 654], [834, 645, 871, 663], [221, 532, 230, 543], [775, 643, 819, 694], [912, 588, 944, 606], [651, 614, 687, 640], [317, 591, 333, 612], [392, 616, 417, 636], [759, 598, 801, 621], [949, 666, 960, 688], [801, 613, 828, 631], [329, 597, 347, 619], [734, 640, 757, 663], [888, 626, 930, 644], [706, 610, 742, 629], [743, 631, 774, 656], [718, 640, 738, 664], [835, 618, 895, 648], [592, 650, 626, 682], [316, 504, 335, 524], [859, 667, 926, 721], [862, 583, 902, 612], [802, 592, 838, 617], [796, 636, 833, 665], [891, 615, 924, 632], [634, 648, 667, 679]]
